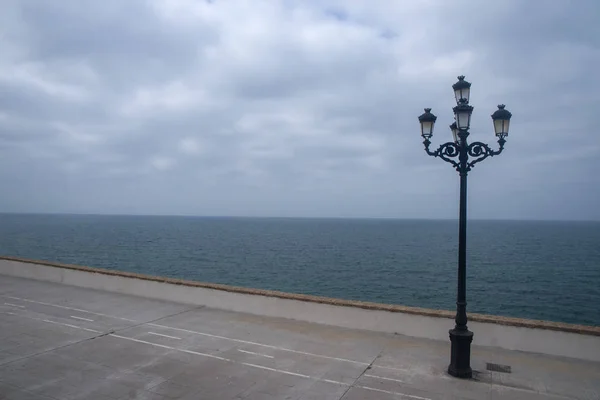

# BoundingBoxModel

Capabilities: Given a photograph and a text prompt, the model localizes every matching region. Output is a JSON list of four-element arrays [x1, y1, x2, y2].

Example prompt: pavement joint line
[[41, 319, 102, 333], [114, 305, 206, 334], [364, 374, 405, 384], [322, 379, 346, 385], [2, 293, 213, 363], [3, 292, 205, 338], [70, 315, 94, 322], [0, 313, 114, 368], [1, 311, 101, 334], [148, 332, 182, 340], [147, 322, 370, 365], [374, 364, 437, 375], [1, 295, 137, 322], [240, 362, 314, 380], [109, 333, 349, 387], [109, 334, 230, 361], [357, 385, 432, 400], [3, 302, 25, 308], [339, 348, 383, 400], [237, 349, 274, 359]]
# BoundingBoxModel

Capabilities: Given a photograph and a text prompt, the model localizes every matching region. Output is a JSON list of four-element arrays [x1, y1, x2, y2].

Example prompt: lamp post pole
[[418, 76, 512, 379]]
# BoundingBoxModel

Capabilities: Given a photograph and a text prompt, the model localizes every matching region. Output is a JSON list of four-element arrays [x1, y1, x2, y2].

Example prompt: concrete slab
[[0, 275, 598, 400]]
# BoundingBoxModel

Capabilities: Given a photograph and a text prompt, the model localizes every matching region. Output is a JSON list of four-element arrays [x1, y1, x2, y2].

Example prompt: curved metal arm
[[466, 138, 506, 170], [423, 139, 460, 169]]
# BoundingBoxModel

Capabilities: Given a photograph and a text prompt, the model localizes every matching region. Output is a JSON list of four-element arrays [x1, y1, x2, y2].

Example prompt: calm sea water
[[0, 214, 598, 326]]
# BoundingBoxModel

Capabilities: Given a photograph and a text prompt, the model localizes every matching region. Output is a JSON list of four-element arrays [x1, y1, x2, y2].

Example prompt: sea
[[0, 213, 598, 326]]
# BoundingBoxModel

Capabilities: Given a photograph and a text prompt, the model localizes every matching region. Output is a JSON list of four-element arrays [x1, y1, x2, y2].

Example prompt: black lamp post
[[418, 76, 512, 379]]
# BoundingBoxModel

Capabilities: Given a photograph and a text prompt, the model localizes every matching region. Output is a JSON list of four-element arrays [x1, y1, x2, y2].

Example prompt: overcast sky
[[1, 0, 599, 220]]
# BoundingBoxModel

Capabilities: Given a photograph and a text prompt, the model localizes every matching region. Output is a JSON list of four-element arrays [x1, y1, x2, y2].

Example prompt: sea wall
[[1, 256, 599, 362]]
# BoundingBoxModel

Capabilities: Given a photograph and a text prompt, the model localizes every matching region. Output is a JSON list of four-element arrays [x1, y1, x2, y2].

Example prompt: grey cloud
[[0, 0, 599, 219]]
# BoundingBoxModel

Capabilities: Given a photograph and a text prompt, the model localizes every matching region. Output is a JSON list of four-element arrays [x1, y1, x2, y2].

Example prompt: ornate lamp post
[[418, 76, 512, 379]]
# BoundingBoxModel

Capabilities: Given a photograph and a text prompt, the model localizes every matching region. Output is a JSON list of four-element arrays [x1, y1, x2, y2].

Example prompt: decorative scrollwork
[[466, 140, 504, 170], [424, 138, 505, 173], [424, 140, 460, 169]]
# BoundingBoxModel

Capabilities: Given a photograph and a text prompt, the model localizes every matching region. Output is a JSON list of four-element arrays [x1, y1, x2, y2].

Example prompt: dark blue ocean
[[0, 214, 598, 326]]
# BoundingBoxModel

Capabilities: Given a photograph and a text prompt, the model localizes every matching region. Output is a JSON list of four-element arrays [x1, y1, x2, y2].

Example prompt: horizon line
[[0, 211, 598, 223]]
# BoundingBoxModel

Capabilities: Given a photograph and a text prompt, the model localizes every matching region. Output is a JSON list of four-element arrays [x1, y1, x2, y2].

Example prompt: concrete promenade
[[1, 274, 599, 399]]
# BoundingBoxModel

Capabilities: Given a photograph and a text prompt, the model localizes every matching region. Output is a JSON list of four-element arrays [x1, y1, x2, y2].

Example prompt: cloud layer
[[1, 0, 599, 219]]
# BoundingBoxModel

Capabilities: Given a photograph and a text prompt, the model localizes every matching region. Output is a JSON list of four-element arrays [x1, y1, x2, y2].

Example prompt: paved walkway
[[0, 275, 598, 400]]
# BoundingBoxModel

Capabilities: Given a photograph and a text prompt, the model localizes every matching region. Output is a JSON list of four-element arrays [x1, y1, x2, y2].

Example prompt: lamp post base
[[448, 328, 474, 379]]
